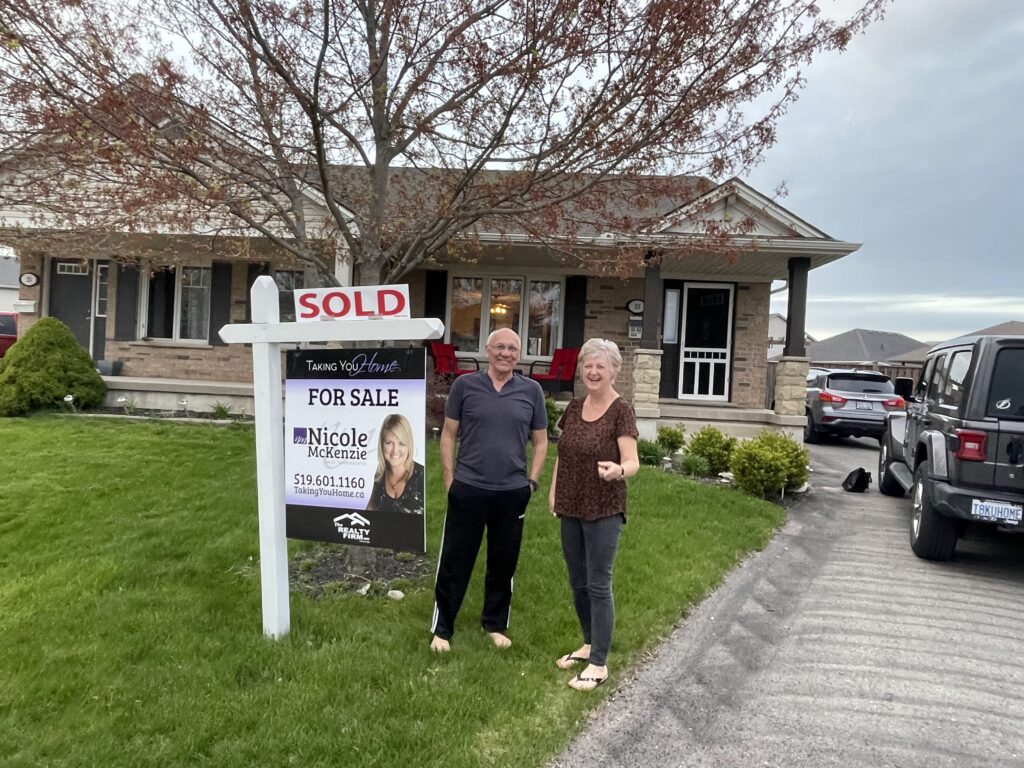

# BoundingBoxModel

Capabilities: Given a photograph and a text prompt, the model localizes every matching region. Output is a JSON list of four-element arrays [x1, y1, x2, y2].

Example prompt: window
[[926, 354, 948, 402], [449, 275, 562, 357], [938, 350, 972, 410], [825, 374, 894, 394], [987, 348, 1024, 419], [94, 263, 109, 318], [274, 270, 305, 291], [142, 264, 211, 341]]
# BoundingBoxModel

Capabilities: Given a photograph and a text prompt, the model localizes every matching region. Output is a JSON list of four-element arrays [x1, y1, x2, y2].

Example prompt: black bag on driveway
[[842, 467, 872, 492]]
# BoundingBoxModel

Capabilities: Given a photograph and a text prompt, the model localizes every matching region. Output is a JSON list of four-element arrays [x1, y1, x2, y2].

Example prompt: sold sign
[[294, 285, 410, 322]]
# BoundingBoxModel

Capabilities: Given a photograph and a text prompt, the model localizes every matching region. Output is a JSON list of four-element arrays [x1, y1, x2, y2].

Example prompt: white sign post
[[220, 276, 444, 638]]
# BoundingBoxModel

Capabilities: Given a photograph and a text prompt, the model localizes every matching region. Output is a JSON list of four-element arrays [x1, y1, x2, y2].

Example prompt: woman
[[548, 338, 639, 691], [368, 413, 425, 515]]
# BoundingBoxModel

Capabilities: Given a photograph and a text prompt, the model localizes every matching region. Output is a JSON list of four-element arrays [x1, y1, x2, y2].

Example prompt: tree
[[0, 0, 888, 285]]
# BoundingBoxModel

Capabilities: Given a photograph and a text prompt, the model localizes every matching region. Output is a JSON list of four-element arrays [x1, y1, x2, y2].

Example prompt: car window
[[0, 314, 15, 335], [937, 350, 972, 410], [915, 356, 936, 401], [987, 347, 1024, 419], [824, 374, 894, 394], [925, 354, 948, 403]]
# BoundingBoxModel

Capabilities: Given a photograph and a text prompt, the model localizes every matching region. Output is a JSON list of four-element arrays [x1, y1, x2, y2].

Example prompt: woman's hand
[[597, 461, 624, 482]]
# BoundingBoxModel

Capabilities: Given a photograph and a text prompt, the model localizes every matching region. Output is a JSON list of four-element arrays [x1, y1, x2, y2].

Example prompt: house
[[768, 313, 815, 359], [1, 174, 860, 438], [891, 320, 1024, 364], [0, 251, 18, 311], [807, 328, 923, 366]]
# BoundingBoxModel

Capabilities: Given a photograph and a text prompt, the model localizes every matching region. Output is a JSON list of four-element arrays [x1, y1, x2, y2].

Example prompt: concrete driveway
[[554, 437, 1024, 768]]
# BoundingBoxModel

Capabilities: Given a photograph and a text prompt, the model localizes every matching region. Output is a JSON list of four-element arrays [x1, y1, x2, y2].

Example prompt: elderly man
[[430, 328, 548, 651]]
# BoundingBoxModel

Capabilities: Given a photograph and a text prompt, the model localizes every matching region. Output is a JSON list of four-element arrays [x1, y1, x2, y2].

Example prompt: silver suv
[[804, 369, 905, 443]]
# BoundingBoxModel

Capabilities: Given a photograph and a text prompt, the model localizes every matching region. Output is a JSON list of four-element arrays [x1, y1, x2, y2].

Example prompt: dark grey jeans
[[559, 514, 624, 667]]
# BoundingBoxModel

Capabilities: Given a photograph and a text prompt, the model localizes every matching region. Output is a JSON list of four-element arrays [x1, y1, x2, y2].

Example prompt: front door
[[49, 259, 109, 359], [678, 283, 733, 401]]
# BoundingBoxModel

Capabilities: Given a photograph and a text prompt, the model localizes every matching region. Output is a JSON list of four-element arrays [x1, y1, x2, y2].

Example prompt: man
[[430, 328, 548, 651]]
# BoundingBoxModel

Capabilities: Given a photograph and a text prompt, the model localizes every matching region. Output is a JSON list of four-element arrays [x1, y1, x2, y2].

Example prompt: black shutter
[[563, 275, 586, 349], [114, 264, 139, 341], [209, 262, 233, 345], [245, 262, 270, 322], [423, 270, 447, 323]]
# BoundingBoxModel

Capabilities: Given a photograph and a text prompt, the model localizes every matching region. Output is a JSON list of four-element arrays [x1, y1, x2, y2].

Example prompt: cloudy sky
[[746, 0, 1024, 344]]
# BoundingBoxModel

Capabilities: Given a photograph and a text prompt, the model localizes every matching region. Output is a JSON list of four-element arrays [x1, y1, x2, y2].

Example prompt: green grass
[[0, 415, 785, 768]]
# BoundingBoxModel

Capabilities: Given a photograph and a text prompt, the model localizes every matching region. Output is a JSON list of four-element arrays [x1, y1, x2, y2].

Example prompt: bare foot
[[430, 635, 451, 652], [555, 644, 591, 669], [488, 631, 512, 649], [568, 664, 608, 691]]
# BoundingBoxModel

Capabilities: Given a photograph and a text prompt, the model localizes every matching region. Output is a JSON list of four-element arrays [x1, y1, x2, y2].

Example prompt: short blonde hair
[[375, 413, 415, 483], [578, 338, 622, 380]]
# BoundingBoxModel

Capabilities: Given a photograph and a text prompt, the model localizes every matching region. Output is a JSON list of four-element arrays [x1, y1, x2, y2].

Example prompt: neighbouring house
[[890, 320, 1024, 365], [768, 312, 816, 359], [0, 251, 18, 311], [1, 174, 860, 438], [807, 328, 923, 366]]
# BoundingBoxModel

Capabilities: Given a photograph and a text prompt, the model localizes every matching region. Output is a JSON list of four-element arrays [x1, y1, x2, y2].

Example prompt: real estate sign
[[284, 347, 427, 554]]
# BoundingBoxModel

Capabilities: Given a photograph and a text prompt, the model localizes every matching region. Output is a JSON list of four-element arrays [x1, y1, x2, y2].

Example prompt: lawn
[[0, 416, 785, 767]]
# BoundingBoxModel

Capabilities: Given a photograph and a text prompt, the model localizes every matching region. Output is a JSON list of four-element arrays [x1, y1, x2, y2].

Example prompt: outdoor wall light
[[63, 394, 74, 403], [116, 396, 127, 404]]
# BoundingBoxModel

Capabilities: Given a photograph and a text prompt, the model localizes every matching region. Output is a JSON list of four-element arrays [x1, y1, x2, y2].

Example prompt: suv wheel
[[878, 440, 904, 497], [910, 459, 958, 561], [803, 411, 819, 444]]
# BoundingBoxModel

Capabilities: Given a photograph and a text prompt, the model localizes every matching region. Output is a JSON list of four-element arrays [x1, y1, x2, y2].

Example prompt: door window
[[925, 354, 948, 403], [937, 350, 973, 410]]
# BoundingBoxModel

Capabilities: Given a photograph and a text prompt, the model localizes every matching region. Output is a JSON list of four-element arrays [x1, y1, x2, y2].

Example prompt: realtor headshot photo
[[366, 413, 425, 515]]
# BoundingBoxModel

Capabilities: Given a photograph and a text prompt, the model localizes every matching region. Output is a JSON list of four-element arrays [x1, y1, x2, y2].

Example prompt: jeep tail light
[[883, 396, 906, 409], [954, 429, 987, 462], [819, 392, 847, 405]]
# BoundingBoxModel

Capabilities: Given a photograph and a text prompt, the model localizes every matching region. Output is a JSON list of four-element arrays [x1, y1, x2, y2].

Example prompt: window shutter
[[209, 262, 233, 345], [424, 270, 447, 322], [563, 275, 587, 348], [245, 262, 270, 322], [114, 264, 139, 341]]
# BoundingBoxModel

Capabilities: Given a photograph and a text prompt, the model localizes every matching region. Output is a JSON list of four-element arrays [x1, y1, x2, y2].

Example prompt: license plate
[[855, 401, 874, 411], [970, 499, 1023, 525]]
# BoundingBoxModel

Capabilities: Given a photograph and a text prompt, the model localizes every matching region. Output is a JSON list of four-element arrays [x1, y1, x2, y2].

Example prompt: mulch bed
[[289, 545, 431, 598]]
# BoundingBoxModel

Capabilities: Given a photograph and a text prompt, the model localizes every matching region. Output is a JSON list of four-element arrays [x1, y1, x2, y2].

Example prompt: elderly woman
[[368, 413, 425, 515], [548, 338, 639, 691]]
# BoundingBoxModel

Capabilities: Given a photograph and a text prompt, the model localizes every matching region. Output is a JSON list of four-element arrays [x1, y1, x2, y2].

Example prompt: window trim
[[446, 271, 565, 361], [136, 260, 213, 344]]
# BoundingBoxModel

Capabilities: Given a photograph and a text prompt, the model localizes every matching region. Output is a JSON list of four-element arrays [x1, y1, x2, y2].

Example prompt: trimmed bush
[[0, 318, 106, 416], [544, 396, 563, 439], [686, 426, 737, 475], [637, 438, 665, 466], [730, 430, 810, 498], [676, 451, 711, 478], [656, 424, 686, 454]]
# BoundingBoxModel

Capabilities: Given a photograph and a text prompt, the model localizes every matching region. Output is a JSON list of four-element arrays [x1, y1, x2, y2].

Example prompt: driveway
[[554, 438, 1024, 768]]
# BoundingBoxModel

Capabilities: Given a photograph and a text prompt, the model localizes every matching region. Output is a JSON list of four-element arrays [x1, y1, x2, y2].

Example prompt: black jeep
[[878, 335, 1024, 560]]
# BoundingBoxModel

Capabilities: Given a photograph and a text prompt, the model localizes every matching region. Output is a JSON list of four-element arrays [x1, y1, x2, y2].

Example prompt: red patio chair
[[428, 342, 480, 377], [528, 347, 579, 393]]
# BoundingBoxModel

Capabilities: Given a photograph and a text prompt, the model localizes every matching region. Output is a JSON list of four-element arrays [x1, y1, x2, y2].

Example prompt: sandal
[[568, 674, 607, 691], [555, 653, 589, 670]]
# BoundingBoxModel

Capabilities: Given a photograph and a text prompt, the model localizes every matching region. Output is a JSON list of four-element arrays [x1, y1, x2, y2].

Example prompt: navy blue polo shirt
[[446, 371, 547, 490]]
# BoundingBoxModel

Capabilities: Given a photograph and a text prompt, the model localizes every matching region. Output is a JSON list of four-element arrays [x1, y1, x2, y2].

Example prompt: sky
[[746, 0, 1024, 344]]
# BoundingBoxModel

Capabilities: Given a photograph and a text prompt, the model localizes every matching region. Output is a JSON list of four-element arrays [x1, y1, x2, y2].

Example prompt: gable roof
[[891, 320, 1024, 363], [807, 328, 923, 363]]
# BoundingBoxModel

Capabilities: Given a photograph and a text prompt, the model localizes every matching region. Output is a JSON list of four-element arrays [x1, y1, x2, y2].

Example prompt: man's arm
[[440, 417, 460, 491]]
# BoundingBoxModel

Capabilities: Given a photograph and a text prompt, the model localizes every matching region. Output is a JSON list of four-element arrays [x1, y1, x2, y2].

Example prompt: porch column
[[632, 348, 663, 419], [784, 256, 811, 357], [773, 356, 809, 416], [641, 254, 662, 349], [11, 247, 42, 336]]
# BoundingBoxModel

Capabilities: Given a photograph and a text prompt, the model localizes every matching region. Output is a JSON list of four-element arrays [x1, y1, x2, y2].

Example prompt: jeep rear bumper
[[931, 482, 1024, 529]]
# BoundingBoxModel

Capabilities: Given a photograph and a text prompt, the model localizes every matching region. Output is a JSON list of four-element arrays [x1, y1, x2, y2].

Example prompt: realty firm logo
[[293, 427, 309, 444], [333, 512, 371, 544]]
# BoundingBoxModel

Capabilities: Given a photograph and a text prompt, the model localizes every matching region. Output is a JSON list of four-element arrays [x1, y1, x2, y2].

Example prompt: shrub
[[656, 424, 686, 454], [425, 373, 451, 432], [676, 451, 711, 478], [729, 430, 810, 498], [637, 438, 665, 466], [0, 318, 106, 416], [544, 396, 563, 439], [212, 401, 234, 419], [686, 426, 737, 475]]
